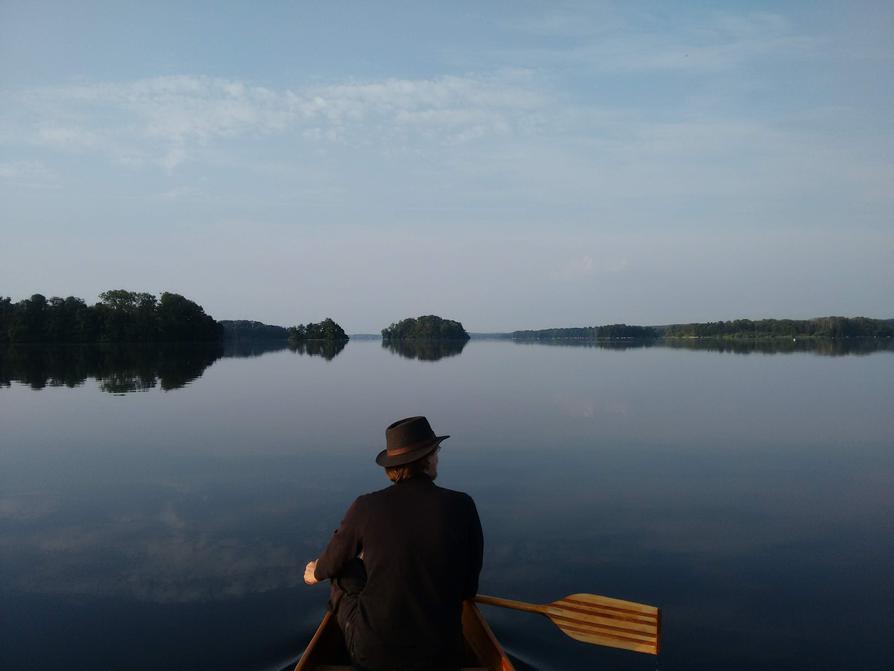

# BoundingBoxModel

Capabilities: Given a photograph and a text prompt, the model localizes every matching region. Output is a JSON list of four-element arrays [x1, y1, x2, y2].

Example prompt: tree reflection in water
[[0, 338, 352, 393], [382, 339, 467, 361], [512, 337, 894, 356], [3, 337, 889, 394], [0, 344, 223, 393], [287, 339, 347, 361]]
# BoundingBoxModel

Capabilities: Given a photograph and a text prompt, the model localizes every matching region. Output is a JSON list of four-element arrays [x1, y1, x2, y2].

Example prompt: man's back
[[315, 475, 483, 670]]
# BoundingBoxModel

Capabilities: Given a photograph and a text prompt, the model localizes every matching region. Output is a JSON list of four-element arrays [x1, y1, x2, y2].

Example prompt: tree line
[[660, 317, 893, 338], [0, 291, 222, 344], [511, 317, 892, 341], [512, 324, 659, 340]]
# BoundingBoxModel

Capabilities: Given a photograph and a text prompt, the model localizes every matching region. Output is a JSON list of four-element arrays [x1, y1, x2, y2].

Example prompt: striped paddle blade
[[545, 593, 660, 655], [476, 593, 660, 656]]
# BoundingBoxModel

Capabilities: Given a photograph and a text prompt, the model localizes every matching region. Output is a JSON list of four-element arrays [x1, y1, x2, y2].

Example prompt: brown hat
[[375, 416, 449, 467]]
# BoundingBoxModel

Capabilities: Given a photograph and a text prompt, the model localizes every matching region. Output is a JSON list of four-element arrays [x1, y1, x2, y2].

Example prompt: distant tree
[[8, 294, 49, 343], [287, 318, 348, 343], [662, 317, 894, 339], [157, 292, 221, 342], [596, 324, 659, 339], [96, 290, 159, 342], [1, 291, 222, 343], [512, 324, 657, 340], [0, 296, 13, 344], [220, 320, 289, 341], [381, 315, 470, 340]]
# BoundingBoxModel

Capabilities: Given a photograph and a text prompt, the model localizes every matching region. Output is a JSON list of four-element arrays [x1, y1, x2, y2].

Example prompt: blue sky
[[1, 1, 892, 331]]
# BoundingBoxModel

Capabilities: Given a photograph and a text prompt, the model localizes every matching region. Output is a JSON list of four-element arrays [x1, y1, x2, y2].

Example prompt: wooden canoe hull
[[295, 601, 515, 671]]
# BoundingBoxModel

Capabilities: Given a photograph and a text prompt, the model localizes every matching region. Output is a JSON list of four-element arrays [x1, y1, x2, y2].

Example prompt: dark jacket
[[314, 475, 484, 670]]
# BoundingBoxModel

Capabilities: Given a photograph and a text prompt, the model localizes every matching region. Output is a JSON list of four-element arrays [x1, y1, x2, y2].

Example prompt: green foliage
[[662, 317, 894, 339], [512, 318, 893, 341], [220, 320, 289, 340], [513, 324, 659, 340], [157, 292, 221, 342], [0, 291, 222, 343], [381, 315, 470, 340], [287, 318, 349, 343]]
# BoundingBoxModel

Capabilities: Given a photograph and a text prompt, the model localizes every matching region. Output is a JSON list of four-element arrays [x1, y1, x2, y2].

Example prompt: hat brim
[[375, 435, 449, 467]]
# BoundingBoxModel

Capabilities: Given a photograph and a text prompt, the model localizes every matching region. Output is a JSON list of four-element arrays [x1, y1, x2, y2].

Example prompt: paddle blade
[[545, 593, 660, 655]]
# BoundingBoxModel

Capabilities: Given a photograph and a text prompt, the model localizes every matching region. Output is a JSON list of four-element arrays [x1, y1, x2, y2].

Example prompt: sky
[[1, 0, 892, 332]]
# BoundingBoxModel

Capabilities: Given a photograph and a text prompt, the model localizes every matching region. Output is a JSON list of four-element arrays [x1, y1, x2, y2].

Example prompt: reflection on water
[[0, 339, 351, 393], [4, 339, 889, 394], [288, 339, 347, 360], [382, 338, 468, 361], [512, 337, 894, 356], [0, 343, 223, 393], [223, 339, 290, 358]]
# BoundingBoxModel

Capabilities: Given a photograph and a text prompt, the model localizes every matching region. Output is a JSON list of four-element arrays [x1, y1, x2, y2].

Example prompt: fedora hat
[[376, 416, 449, 467]]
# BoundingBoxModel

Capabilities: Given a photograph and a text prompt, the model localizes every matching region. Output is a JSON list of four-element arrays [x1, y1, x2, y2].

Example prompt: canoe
[[294, 600, 516, 671]]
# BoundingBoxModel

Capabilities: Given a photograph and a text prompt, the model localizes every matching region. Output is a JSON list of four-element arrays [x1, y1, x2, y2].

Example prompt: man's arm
[[464, 496, 484, 599], [309, 497, 364, 583]]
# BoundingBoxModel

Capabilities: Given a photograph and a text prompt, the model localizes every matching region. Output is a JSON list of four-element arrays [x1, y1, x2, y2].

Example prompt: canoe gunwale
[[295, 601, 515, 671]]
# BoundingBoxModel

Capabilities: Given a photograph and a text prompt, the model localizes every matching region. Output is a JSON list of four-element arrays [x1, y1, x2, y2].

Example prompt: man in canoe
[[304, 416, 484, 671]]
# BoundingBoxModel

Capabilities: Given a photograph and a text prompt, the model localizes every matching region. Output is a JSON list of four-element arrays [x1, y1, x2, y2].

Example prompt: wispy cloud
[[6, 71, 548, 171], [0, 160, 58, 188], [501, 10, 818, 73], [553, 254, 630, 282]]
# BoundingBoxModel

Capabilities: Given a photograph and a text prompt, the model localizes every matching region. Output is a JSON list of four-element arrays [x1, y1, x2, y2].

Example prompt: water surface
[[1, 339, 892, 670]]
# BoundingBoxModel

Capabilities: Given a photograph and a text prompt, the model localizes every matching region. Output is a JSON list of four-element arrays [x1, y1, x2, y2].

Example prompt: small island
[[381, 315, 470, 341], [287, 318, 349, 344]]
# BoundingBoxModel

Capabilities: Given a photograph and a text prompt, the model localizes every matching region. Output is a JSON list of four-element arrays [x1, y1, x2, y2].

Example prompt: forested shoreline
[[513, 324, 659, 340], [0, 291, 221, 343], [4, 294, 890, 346], [659, 317, 893, 338], [512, 317, 893, 341]]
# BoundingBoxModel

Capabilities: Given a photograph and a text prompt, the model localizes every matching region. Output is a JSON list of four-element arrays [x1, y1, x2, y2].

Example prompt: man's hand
[[304, 560, 319, 585]]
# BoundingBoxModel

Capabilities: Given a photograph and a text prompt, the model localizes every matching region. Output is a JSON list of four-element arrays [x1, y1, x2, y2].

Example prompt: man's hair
[[385, 453, 432, 483]]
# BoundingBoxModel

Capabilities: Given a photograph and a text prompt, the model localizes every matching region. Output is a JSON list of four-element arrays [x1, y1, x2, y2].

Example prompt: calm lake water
[[1, 339, 892, 670]]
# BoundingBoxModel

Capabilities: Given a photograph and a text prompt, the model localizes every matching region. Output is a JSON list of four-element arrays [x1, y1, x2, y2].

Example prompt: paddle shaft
[[475, 594, 547, 615]]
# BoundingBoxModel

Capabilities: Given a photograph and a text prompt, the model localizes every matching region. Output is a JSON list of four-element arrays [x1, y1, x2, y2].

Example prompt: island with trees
[[381, 315, 470, 341], [0, 291, 222, 343], [287, 318, 349, 344]]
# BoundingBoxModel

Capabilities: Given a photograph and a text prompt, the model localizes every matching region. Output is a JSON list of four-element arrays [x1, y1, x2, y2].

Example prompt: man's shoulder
[[362, 481, 475, 506], [433, 484, 477, 507]]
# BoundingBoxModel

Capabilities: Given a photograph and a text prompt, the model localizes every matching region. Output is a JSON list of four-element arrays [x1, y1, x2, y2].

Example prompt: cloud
[[36, 126, 100, 149], [553, 254, 630, 282], [557, 254, 594, 281], [6, 72, 548, 171], [0, 160, 58, 188], [500, 10, 818, 73]]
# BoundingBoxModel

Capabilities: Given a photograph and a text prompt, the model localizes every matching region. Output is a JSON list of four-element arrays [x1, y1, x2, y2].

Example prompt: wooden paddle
[[475, 592, 660, 655]]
